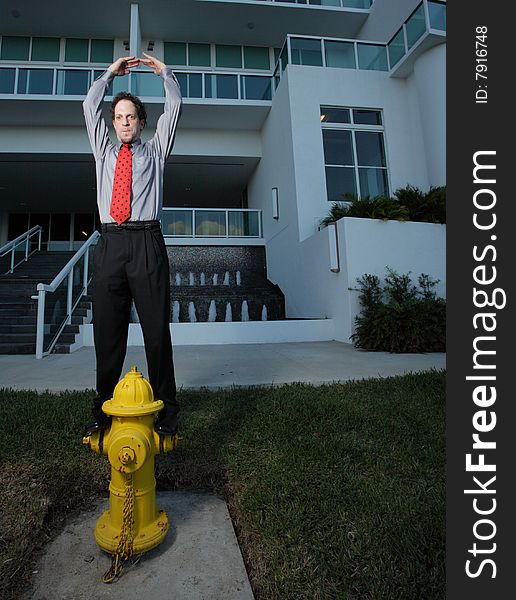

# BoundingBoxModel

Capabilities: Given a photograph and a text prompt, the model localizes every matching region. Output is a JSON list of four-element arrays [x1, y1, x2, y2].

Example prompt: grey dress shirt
[[83, 67, 182, 224]]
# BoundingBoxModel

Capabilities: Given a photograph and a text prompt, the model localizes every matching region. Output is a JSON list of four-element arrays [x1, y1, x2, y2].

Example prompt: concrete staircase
[[0, 251, 85, 355]]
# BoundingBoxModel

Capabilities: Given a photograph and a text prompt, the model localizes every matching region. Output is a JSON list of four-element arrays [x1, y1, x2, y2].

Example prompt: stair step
[[0, 324, 36, 334], [0, 342, 36, 354], [0, 333, 36, 343]]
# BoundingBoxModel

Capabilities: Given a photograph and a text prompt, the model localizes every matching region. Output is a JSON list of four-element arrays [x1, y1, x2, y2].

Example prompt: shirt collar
[[116, 138, 142, 151]]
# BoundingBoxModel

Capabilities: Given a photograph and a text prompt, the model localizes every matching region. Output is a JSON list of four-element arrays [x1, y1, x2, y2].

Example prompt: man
[[83, 53, 182, 436]]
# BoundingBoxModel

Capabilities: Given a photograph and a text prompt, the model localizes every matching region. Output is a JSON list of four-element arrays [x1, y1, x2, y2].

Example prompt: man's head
[[111, 92, 147, 144]]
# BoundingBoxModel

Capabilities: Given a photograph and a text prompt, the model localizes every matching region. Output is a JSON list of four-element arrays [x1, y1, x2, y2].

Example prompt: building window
[[321, 106, 389, 202], [0, 36, 30, 60], [188, 43, 211, 67], [243, 46, 270, 70], [31, 37, 60, 61], [90, 39, 114, 63], [216, 45, 242, 69], [164, 42, 187, 66], [65, 38, 89, 62]]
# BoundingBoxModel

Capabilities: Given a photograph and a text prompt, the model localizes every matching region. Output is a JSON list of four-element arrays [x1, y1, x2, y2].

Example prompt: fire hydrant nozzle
[[82, 366, 180, 581]]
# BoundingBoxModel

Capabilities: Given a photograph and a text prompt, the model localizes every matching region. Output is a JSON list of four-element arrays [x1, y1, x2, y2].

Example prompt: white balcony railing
[[0, 65, 273, 102]]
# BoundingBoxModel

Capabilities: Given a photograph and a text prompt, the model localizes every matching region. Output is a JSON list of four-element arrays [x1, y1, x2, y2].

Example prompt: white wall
[[286, 64, 431, 241], [358, 0, 422, 42], [246, 69, 304, 317], [289, 217, 446, 342], [411, 44, 446, 186]]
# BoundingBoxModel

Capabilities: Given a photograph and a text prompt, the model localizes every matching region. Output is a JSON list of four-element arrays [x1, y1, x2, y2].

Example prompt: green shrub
[[320, 186, 446, 227], [320, 194, 410, 227], [393, 185, 446, 224], [350, 268, 446, 353]]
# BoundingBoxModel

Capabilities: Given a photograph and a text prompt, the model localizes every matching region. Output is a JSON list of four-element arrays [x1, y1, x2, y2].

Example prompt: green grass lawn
[[0, 370, 445, 600]]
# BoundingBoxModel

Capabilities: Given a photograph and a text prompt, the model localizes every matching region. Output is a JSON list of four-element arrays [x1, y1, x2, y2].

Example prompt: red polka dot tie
[[110, 143, 132, 224]]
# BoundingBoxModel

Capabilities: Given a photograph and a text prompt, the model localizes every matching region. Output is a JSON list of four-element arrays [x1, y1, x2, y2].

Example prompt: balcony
[[387, 0, 446, 77], [0, 65, 273, 102], [273, 34, 389, 86]]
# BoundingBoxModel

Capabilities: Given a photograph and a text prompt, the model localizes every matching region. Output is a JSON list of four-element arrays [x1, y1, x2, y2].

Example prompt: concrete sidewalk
[[0, 340, 445, 391], [26, 492, 254, 600]]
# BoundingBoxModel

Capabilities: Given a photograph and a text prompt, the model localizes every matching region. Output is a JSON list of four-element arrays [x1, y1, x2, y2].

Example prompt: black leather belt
[[101, 220, 160, 232]]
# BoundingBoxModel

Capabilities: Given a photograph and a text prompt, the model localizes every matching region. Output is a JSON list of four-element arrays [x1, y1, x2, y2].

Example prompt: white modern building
[[0, 0, 446, 351]]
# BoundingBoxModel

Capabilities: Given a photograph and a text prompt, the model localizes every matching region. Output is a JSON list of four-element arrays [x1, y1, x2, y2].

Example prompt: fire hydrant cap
[[102, 366, 164, 417]]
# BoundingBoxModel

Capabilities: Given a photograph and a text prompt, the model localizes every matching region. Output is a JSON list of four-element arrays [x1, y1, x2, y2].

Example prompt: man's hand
[[139, 52, 166, 76], [108, 56, 139, 76]]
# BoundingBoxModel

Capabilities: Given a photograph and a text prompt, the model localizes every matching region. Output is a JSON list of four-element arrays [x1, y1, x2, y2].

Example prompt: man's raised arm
[[83, 56, 139, 159], [140, 52, 182, 160]]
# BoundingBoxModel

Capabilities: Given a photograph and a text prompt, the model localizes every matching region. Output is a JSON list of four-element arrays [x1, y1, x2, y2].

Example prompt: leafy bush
[[394, 185, 446, 224], [320, 186, 446, 227], [350, 268, 446, 353]]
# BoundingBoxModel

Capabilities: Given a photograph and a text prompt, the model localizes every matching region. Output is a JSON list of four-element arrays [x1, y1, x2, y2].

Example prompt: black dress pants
[[91, 221, 178, 424]]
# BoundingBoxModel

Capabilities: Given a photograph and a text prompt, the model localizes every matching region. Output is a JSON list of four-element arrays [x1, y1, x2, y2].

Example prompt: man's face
[[112, 99, 144, 143]]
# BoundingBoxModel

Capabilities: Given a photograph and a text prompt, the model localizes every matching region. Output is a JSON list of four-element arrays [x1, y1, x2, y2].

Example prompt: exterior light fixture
[[272, 187, 279, 220]]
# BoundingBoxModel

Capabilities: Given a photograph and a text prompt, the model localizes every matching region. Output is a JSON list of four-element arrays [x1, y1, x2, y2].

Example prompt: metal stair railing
[[0, 226, 42, 274], [32, 231, 100, 359]]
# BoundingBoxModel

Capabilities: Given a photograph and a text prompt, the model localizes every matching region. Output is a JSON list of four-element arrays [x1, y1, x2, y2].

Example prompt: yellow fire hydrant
[[83, 366, 180, 582]]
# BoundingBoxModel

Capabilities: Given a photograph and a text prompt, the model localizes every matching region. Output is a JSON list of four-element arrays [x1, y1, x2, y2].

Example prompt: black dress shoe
[[83, 415, 111, 437], [155, 412, 178, 436]]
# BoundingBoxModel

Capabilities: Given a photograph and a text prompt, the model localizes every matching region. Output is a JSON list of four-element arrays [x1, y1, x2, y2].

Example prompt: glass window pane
[[242, 75, 271, 100], [324, 41, 356, 69], [216, 45, 242, 68], [164, 42, 187, 65], [355, 131, 386, 167], [56, 69, 90, 95], [325, 167, 357, 202], [358, 168, 389, 198], [189, 43, 211, 66], [90, 39, 114, 63], [388, 28, 406, 68], [195, 211, 226, 236], [20, 69, 54, 94], [206, 74, 238, 99], [65, 38, 89, 62], [291, 38, 323, 66], [357, 44, 388, 71], [228, 212, 259, 237], [273, 48, 281, 64], [244, 46, 270, 70], [31, 37, 60, 61], [353, 109, 382, 125], [132, 72, 164, 97], [406, 4, 427, 49], [341, 0, 373, 7], [320, 107, 351, 124], [323, 130, 353, 165], [1, 36, 30, 60], [428, 1, 446, 31], [177, 72, 202, 98], [0, 68, 16, 93], [162, 210, 193, 236]]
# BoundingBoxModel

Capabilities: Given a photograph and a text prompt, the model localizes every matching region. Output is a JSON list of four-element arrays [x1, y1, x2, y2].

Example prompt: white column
[[130, 4, 141, 60]]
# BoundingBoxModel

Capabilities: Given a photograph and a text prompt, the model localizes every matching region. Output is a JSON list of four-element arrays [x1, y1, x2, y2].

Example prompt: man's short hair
[[111, 92, 147, 127]]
